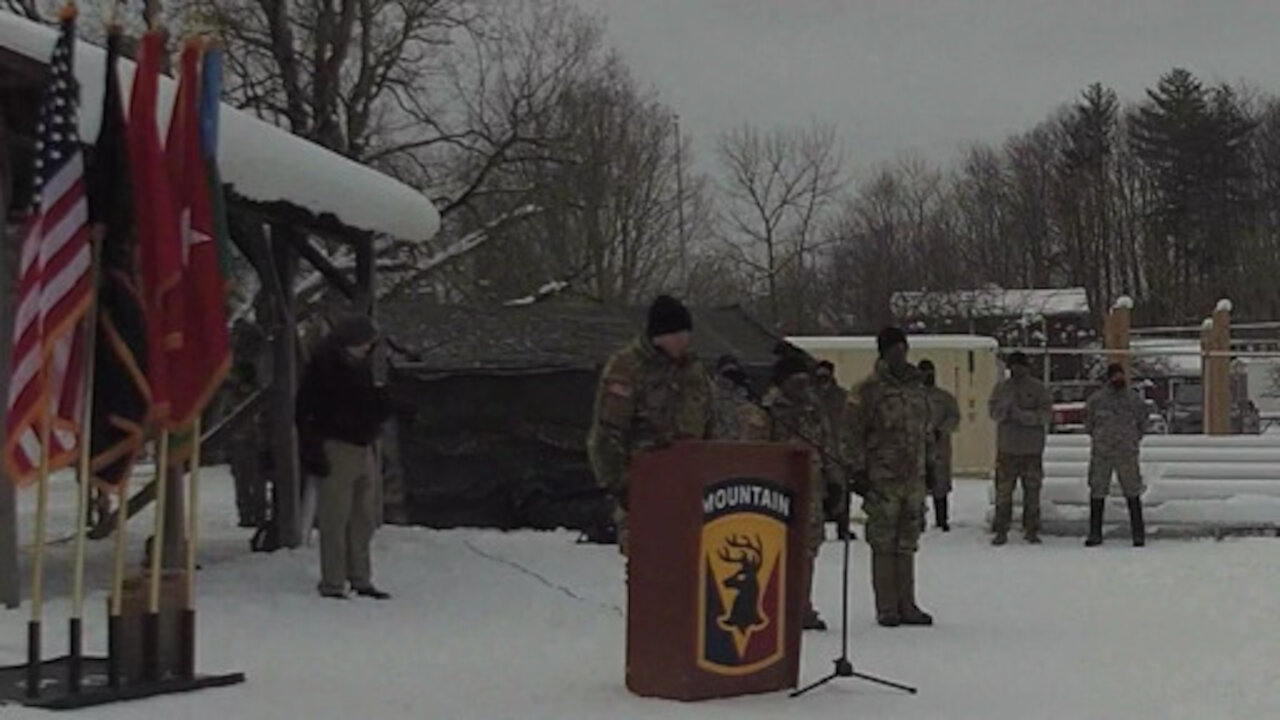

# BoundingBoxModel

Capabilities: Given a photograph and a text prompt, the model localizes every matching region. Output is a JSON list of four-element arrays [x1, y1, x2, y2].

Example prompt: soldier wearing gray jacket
[[987, 352, 1053, 545], [1084, 363, 1149, 547]]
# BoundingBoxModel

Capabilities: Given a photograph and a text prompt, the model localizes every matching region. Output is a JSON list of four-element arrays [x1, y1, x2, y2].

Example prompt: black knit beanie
[[876, 326, 908, 356], [647, 295, 693, 338]]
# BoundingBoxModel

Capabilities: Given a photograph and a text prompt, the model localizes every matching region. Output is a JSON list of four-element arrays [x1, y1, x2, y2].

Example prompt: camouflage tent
[[378, 298, 787, 534]]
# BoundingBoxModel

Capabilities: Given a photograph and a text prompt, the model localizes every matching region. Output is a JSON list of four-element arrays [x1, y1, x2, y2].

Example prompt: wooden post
[[1208, 300, 1232, 435], [268, 224, 302, 548], [0, 115, 19, 609], [1106, 296, 1133, 380]]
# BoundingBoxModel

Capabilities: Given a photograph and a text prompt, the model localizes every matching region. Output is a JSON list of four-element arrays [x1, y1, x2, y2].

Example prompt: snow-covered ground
[[3, 471, 1279, 719]]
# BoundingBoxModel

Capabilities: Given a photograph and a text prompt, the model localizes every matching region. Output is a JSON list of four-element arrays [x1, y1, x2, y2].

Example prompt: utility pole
[[673, 113, 687, 288]]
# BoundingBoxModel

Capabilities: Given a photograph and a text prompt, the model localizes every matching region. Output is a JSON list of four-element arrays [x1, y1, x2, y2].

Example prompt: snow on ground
[[3, 472, 1279, 719]]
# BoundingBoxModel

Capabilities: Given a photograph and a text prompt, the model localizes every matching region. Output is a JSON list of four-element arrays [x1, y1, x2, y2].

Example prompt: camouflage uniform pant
[[613, 505, 629, 556], [862, 481, 927, 555], [1088, 454, 1143, 499], [994, 453, 1043, 534]]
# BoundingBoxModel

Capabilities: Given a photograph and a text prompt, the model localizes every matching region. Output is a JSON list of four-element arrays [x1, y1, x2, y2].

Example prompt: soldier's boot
[[1126, 496, 1145, 547], [934, 496, 950, 532], [896, 554, 933, 626], [871, 553, 900, 627], [991, 531, 1008, 546], [1085, 498, 1105, 547]]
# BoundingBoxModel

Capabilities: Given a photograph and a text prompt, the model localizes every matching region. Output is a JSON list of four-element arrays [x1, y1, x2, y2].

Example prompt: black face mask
[[722, 368, 747, 388], [923, 373, 936, 387], [1110, 378, 1126, 389]]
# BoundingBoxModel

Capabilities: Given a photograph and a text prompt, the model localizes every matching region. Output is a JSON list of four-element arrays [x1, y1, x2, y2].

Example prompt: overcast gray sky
[[576, 0, 1280, 178]]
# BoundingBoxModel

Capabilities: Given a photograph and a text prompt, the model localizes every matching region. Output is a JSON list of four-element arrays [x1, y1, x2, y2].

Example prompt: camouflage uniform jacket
[[816, 382, 850, 461], [587, 337, 714, 495], [1084, 387, 1147, 459], [988, 376, 1053, 456], [846, 360, 933, 488], [711, 375, 758, 441], [749, 386, 832, 544], [750, 388, 839, 484], [924, 386, 960, 452]]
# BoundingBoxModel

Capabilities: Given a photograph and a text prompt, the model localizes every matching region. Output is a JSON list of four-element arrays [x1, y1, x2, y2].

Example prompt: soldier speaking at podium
[[588, 295, 714, 556]]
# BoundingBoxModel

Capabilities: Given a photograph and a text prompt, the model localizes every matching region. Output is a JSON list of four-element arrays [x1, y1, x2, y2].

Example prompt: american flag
[[2, 14, 92, 486]]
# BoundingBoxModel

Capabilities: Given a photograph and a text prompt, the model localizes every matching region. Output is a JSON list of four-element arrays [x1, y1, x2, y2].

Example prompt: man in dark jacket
[[296, 313, 395, 599]]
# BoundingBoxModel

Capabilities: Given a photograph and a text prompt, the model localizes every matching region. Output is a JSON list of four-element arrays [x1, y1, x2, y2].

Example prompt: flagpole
[[182, 418, 201, 679], [144, 431, 170, 682], [26, 392, 52, 699], [68, 229, 103, 694], [107, 472, 129, 688]]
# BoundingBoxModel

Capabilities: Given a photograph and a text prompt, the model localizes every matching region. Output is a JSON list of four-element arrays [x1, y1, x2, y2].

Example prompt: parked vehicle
[[1167, 380, 1260, 434], [1050, 381, 1096, 434]]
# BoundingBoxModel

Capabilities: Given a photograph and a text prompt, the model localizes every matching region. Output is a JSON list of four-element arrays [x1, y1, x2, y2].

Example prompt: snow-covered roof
[[787, 334, 999, 352], [0, 13, 440, 243], [892, 287, 1091, 319], [1131, 337, 1203, 376]]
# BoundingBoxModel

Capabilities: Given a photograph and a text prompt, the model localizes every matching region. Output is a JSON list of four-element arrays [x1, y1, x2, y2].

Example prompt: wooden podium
[[625, 441, 811, 700]]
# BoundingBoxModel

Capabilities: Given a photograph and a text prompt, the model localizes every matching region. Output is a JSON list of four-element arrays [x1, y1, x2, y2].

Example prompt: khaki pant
[[318, 441, 378, 593], [1088, 454, 1143, 499], [994, 453, 1043, 534]]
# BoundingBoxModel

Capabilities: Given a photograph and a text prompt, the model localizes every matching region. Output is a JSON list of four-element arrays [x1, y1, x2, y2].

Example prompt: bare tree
[[715, 121, 844, 331]]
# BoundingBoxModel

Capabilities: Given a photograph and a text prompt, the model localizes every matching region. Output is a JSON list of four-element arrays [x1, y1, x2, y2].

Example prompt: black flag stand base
[[2, 610, 241, 712], [0, 655, 244, 711], [790, 488, 917, 699]]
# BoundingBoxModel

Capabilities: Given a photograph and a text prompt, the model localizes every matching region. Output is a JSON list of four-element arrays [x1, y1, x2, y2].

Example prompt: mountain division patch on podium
[[697, 478, 793, 676]]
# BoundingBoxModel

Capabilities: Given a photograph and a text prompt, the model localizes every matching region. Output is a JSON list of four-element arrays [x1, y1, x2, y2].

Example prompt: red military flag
[[128, 29, 185, 425], [3, 9, 93, 485], [166, 38, 230, 432]]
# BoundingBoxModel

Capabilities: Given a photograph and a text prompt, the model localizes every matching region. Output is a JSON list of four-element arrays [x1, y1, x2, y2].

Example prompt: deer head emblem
[[716, 534, 768, 637]]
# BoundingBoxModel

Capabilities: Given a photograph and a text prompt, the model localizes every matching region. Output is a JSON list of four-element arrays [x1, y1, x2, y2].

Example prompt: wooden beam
[[287, 231, 358, 299], [267, 223, 303, 548]]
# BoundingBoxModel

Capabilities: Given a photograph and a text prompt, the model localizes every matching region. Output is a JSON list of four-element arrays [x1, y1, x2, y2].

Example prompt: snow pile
[[0, 13, 440, 243], [1015, 435, 1280, 531]]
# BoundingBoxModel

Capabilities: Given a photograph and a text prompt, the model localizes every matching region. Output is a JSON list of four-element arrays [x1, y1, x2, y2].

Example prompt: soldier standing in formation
[[710, 354, 756, 440], [813, 361, 854, 539], [587, 295, 714, 556], [846, 327, 934, 627], [987, 352, 1053, 546], [918, 359, 960, 532], [747, 355, 835, 631], [1084, 364, 1149, 547]]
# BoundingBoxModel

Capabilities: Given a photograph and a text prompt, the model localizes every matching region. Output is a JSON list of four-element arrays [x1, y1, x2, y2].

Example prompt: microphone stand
[[729, 376, 916, 698]]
